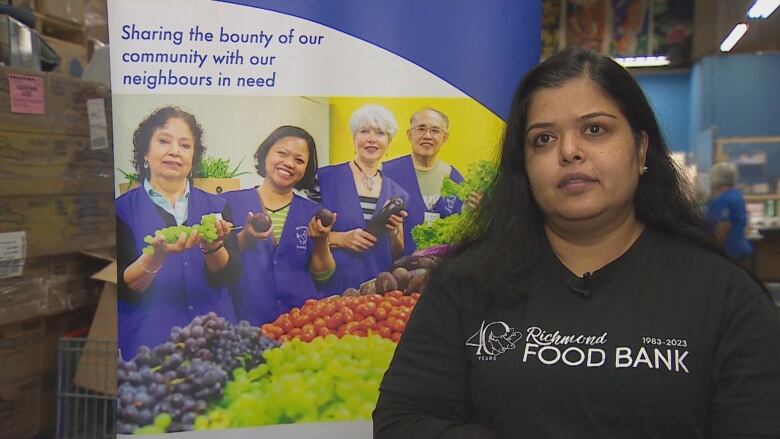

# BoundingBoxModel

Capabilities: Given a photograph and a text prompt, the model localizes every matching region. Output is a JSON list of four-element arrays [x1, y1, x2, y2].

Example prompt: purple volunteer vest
[[115, 186, 236, 360], [316, 162, 409, 295], [382, 154, 464, 255], [221, 188, 322, 325]]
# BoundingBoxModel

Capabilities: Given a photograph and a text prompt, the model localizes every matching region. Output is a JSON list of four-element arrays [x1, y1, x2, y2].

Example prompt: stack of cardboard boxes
[[0, 63, 115, 438]]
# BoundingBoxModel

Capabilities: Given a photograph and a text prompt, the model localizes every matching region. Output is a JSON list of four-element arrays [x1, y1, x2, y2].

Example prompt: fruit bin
[[57, 333, 117, 439]]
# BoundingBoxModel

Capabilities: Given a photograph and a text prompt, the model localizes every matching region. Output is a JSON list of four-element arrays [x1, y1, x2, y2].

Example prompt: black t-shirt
[[375, 228, 780, 439]]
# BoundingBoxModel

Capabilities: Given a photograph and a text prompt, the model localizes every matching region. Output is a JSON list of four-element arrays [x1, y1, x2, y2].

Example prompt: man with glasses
[[383, 108, 464, 255]]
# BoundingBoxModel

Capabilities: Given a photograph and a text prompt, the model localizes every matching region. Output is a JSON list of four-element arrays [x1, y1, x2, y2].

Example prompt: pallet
[[34, 12, 85, 45]]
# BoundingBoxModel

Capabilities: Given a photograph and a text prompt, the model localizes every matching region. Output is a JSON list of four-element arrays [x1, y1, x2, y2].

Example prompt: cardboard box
[[0, 375, 41, 439], [0, 131, 112, 181], [36, 0, 86, 26], [73, 258, 116, 395], [0, 66, 111, 136], [0, 193, 116, 257], [41, 35, 88, 78], [0, 319, 44, 384]]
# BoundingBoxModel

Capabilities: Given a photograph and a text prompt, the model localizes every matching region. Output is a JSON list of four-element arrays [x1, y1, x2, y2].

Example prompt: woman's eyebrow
[[577, 112, 617, 121]]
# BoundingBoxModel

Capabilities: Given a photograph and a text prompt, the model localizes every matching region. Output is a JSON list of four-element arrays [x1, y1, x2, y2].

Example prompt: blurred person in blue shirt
[[705, 162, 753, 266]]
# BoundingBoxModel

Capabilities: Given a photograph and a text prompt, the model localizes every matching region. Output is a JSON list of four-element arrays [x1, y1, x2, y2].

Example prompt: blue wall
[[636, 72, 691, 152], [689, 53, 780, 149]]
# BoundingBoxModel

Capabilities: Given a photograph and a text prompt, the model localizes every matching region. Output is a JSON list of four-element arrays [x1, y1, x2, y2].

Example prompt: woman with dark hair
[[116, 106, 239, 360], [374, 49, 780, 438], [221, 126, 336, 325], [316, 104, 409, 295]]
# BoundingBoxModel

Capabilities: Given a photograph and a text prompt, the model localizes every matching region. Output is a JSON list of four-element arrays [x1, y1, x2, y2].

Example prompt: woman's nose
[[559, 135, 583, 164]]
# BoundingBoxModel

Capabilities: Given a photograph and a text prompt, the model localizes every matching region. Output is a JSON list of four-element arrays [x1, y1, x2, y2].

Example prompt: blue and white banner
[[109, 0, 539, 436]]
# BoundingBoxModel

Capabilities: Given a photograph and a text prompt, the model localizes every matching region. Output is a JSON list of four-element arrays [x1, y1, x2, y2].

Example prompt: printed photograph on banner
[[112, 94, 504, 434], [108, 0, 540, 434]]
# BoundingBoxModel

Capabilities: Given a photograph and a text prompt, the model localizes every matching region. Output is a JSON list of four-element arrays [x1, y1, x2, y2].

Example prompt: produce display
[[261, 292, 419, 343], [142, 214, 219, 254], [117, 313, 279, 434], [118, 283, 422, 434], [194, 335, 396, 429]]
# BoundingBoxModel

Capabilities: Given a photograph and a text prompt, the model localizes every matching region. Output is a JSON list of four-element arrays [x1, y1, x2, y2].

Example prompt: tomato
[[312, 317, 327, 330], [378, 301, 393, 312], [389, 318, 406, 333], [291, 313, 309, 328], [340, 306, 354, 322], [351, 329, 367, 337], [388, 308, 402, 319], [374, 307, 388, 321], [385, 296, 400, 307], [410, 292, 421, 301], [322, 302, 337, 316], [276, 316, 293, 333], [343, 321, 359, 333], [355, 303, 371, 317], [279, 334, 291, 343], [358, 316, 377, 331], [397, 310, 410, 322], [337, 326, 347, 338], [391, 332, 402, 343], [378, 326, 392, 339], [318, 326, 332, 338], [385, 290, 403, 299], [326, 312, 343, 330], [300, 330, 315, 342], [289, 327, 302, 337], [304, 298, 318, 307], [368, 293, 383, 303], [262, 324, 283, 339], [352, 312, 365, 322]]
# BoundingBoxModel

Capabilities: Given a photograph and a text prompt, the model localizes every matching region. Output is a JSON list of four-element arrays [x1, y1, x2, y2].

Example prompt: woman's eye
[[181, 143, 192, 149], [534, 133, 554, 146], [586, 125, 604, 135], [376, 130, 386, 137], [296, 159, 305, 165]]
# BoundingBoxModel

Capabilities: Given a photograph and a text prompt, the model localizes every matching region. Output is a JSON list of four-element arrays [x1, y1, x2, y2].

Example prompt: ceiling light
[[614, 55, 670, 68], [747, 0, 780, 18], [720, 23, 749, 52]]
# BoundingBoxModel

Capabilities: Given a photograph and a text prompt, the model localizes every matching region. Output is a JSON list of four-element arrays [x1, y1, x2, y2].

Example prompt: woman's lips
[[558, 173, 597, 191]]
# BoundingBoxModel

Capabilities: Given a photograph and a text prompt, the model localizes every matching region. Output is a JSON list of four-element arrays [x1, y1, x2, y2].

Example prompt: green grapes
[[194, 335, 396, 429], [142, 214, 219, 254]]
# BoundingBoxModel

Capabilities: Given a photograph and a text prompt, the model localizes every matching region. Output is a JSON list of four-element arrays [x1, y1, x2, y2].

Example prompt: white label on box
[[0, 259, 25, 279], [87, 98, 109, 150], [0, 231, 26, 278]]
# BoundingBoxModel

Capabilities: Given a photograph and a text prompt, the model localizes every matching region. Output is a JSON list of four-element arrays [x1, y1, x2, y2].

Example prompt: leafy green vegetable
[[412, 160, 497, 250], [118, 168, 139, 185], [195, 156, 250, 179], [411, 213, 467, 251], [440, 160, 496, 201]]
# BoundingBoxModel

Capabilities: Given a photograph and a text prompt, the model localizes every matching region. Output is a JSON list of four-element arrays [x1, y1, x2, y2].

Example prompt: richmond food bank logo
[[466, 320, 522, 360]]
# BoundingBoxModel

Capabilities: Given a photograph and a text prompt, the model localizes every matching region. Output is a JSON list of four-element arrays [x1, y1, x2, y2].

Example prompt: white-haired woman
[[706, 162, 753, 265], [315, 104, 409, 295]]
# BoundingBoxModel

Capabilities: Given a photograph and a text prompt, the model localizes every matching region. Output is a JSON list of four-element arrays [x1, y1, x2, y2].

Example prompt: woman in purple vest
[[316, 104, 409, 295], [221, 126, 336, 325], [116, 106, 239, 360]]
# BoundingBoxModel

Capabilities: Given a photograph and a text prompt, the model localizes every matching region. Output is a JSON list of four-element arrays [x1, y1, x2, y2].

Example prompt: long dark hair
[[437, 48, 713, 295], [132, 106, 205, 182], [254, 125, 318, 190]]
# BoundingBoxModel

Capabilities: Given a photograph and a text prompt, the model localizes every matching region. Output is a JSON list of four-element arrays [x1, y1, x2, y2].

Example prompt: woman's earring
[[143, 160, 149, 169], [641, 166, 648, 175]]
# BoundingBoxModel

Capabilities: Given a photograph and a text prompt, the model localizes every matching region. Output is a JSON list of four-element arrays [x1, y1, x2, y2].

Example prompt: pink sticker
[[8, 73, 45, 115]]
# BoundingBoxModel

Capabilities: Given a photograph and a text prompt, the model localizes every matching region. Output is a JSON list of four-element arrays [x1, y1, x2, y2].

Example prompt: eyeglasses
[[411, 126, 446, 136]]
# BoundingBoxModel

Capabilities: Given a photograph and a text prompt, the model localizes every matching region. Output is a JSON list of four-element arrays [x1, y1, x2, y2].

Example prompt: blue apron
[[115, 187, 236, 360], [316, 162, 409, 295], [221, 188, 322, 325], [382, 154, 464, 255]]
